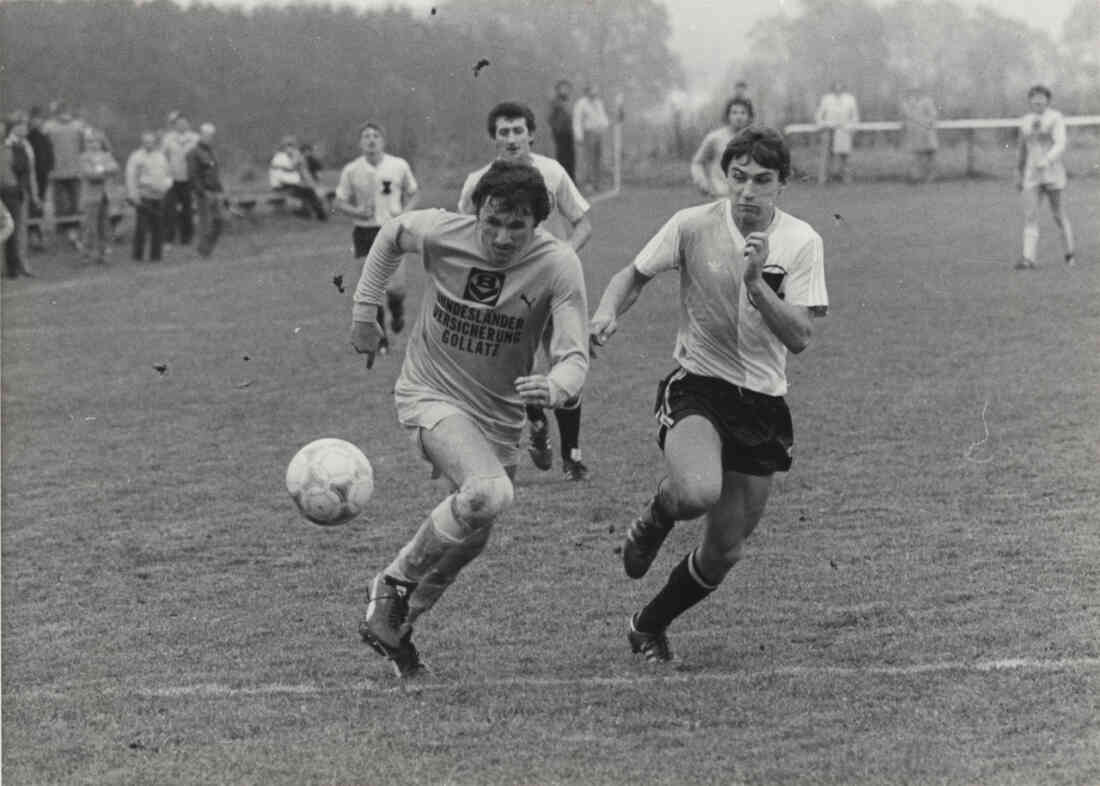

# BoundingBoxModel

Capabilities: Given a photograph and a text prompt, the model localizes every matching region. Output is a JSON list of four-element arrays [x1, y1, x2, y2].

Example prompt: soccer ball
[[286, 438, 374, 526]]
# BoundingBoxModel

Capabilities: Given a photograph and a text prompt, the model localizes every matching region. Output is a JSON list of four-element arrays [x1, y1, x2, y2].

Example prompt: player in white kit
[[350, 160, 589, 677], [459, 101, 594, 480], [690, 97, 754, 197], [1014, 85, 1076, 270], [591, 127, 829, 663]]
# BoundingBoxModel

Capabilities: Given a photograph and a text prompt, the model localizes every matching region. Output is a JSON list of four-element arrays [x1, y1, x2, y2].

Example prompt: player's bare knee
[[675, 482, 722, 519], [454, 474, 514, 528]]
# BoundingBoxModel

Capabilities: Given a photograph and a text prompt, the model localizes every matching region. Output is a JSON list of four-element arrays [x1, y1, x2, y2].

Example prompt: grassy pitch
[[2, 178, 1098, 785]]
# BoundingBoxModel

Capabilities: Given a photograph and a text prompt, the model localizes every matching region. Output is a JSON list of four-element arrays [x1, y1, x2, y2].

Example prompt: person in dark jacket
[[25, 106, 54, 250], [187, 122, 224, 258], [548, 80, 576, 180]]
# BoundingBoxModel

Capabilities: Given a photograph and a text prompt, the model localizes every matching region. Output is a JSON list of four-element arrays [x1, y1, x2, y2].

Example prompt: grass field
[[2, 176, 1099, 785]]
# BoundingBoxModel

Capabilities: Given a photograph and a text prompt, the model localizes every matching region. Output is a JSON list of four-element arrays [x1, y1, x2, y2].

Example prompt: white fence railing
[[782, 115, 1100, 183]]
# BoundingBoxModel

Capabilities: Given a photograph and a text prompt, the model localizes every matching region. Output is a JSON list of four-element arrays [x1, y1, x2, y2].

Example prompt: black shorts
[[352, 226, 381, 259], [654, 368, 794, 476]]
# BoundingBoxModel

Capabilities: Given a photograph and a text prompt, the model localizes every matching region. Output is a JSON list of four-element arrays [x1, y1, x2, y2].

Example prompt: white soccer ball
[[286, 438, 374, 526]]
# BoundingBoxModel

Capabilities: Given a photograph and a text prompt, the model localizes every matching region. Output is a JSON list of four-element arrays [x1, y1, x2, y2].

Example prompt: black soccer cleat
[[360, 573, 413, 655], [622, 498, 675, 579], [391, 631, 429, 679], [628, 614, 675, 664], [563, 456, 589, 481], [527, 420, 553, 471]]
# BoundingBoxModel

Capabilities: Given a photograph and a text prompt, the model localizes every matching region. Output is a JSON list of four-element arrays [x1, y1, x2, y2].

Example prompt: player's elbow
[[786, 323, 813, 354]]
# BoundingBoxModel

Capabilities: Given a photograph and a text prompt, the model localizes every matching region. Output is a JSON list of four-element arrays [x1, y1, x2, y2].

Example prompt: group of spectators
[[0, 103, 228, 277], [268, 135, 328, 221], [546, 80, 614, 193]]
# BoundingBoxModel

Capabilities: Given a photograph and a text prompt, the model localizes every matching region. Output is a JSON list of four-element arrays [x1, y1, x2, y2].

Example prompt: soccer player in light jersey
[[1014, 85, 1076, 270], [350, 160, 589, 677], [690, 97, 754, 197], [334, 122, 420, 350], [591, 127, 829, 663], [459, 101, 594, 481]]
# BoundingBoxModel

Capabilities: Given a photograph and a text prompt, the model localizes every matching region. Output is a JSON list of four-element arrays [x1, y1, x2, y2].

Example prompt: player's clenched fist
[[742, 231, 770, 285], [350, 320, 385, 368], [589, 310, 618, 347]]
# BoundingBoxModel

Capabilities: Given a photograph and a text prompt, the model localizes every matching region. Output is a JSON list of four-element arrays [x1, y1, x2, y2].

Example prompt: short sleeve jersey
[[336, 154, 419, 228], [693, 126, 736, 196], [457, 153, 589, 242], [633, 201, 828, 396], [393, 209, 589, 441], [1020, 108, 1067, 189]]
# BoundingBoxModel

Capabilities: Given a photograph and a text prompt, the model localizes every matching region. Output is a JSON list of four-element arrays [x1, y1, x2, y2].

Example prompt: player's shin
[[384, 498, 467, 586], [635, 548, 718, 634], [407, 526, 492, 625]]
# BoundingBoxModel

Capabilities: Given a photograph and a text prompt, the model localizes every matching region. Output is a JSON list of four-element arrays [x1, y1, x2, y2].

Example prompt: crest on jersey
[[762, 265, 787, 299], [463, 267, 506, 306]]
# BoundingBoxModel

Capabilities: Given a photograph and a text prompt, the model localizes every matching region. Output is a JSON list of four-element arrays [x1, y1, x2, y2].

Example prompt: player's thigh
[[1045, 188, 1068, 218], [663, 414, 724, 510], [701, 470, 773, 555], [420, 412, 508, 488]]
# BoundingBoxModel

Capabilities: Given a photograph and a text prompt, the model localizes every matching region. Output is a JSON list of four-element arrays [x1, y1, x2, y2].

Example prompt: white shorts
[[1022, 163, 1067, 191], [397, 397, 521, 470]]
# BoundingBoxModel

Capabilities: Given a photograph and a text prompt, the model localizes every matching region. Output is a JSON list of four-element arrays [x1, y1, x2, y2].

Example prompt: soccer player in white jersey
[[591, 127, 829, 663], [690, 97, 754, 197], [1014, 85, 1076, 270], [334, 122, 420, 349], [458, 101, 594, 481], [350, 160, 589, 677]]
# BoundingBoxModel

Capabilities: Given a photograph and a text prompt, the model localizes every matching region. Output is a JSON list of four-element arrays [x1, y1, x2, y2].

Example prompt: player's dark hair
[[470, 160, 551, 225], [720, 126, 791, 183], [555, 79, 572, 90], [487, 102, 536, 137], [1027, 85, 1052, 101], [724, 97, 754, 124], [358, 121, 385, 138]]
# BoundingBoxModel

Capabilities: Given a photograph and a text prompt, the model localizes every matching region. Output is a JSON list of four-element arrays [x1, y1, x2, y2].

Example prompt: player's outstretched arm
[[590, 263, 652, 347], [568, 214, 593, 253]]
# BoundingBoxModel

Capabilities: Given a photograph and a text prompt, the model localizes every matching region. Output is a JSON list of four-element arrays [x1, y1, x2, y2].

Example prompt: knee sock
[[408, 526, 492, 624], [554, 405, 581, 460], [384, 496, 471, 585], [1023, 222, 1039, 262], [635, 549, 718, 634], [526, 404, 547, 429]]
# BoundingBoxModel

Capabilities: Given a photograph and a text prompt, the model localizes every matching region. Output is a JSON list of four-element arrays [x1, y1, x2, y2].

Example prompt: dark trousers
[[2, 189, 26, 277], [583, 131, 603, 190], [278, 184, 328, 220], [163, 180, 194, 244], [51, 177, 81, 234], [133, 197, 164, 261], [553, 133, 576, 181], [195, 191, 224, 258]]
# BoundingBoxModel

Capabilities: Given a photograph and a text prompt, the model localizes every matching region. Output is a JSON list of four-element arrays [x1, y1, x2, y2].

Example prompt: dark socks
[[636, 549, 716, 634], [526, 404, 547, 427], [554, 405, 581, 460]]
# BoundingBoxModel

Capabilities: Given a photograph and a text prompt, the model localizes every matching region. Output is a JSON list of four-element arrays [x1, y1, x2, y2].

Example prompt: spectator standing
[[548, 79, 576, 180], [78, 131, 120, 264], [161, 113, 199, 248], [125, 131, 173, 262], [270, 135, 328, 221], [814, 80, 859, 184], [901, 89, 938, 184], [25, 106, 54, 251], [187, 122, 225, 258], [43, 102, 86, 246], [1, 118, 34, 278], [572, 84, 610, 192]]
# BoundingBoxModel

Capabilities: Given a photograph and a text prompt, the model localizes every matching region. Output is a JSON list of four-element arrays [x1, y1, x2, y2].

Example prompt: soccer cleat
[[628, 614, 675, 664], [527, 420, 553, 471], [563, 456, 589, 481], [390, 631, 430, 679], [360, 573, 414, 655], [1065, 253, 1076, 267], [1014, 257, 1036, 270], [622, 498, 675, 579]]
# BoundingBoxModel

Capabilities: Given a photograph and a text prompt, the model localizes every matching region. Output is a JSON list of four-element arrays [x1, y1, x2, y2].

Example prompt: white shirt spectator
[[161, 130, 199, 183], [269, 149, 305, 189], [573, 95, 610, 142], [125, 147, 173, 202]]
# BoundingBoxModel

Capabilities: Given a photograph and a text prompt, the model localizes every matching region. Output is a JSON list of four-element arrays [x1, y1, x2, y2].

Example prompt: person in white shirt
[[125, 131, 173, 261], [270, 135, 327, 221], [591, 127, 828, 664], [458, 101, 593, 481], [572, 84, 611, 192], [814, 81, 859, 184], [690, 97, 754, 197], [160, 113, 199, 247], [1014, 85, 1076, 269], [333, 122, 419, 347]]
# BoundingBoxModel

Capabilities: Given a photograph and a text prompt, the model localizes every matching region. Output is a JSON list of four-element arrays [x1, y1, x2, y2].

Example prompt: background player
[[690, 97, 754, 197], [350, 160, 589, 677], [458, 101, 594, 480], [1014, 85, 1076, 270], [590, 127, 828, 663], [334, 122, 420, 350]]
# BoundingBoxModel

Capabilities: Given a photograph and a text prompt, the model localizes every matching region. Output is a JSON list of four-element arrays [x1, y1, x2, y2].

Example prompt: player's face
[[477, 198, 537, 266], [142, 132, 157, 151], [360, 128, 385, 156], [1028, 93, 1049, 114], [727, 104, 751, 130], [492, 117, 533, 161], [727, 156, 783, 232]]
